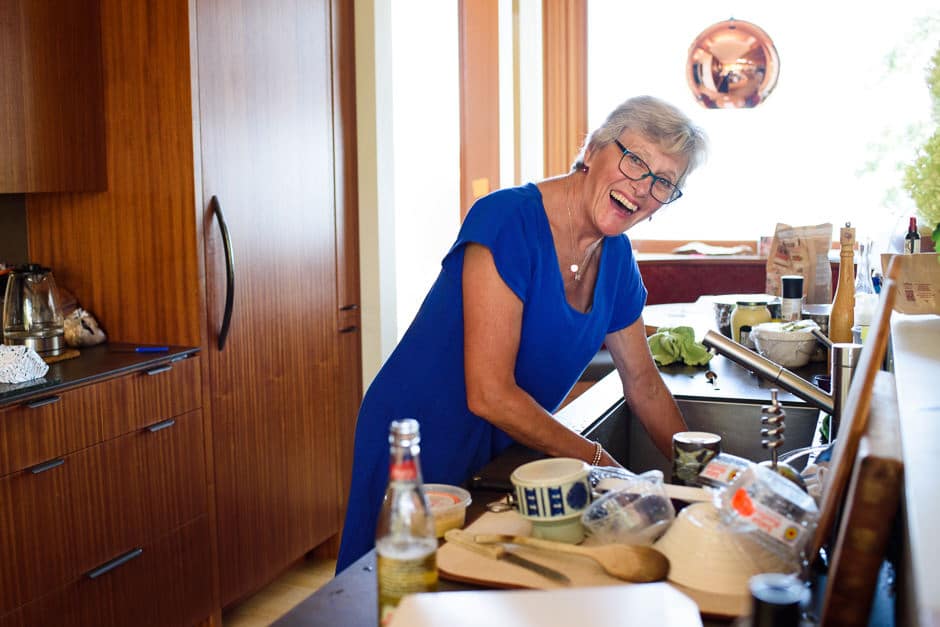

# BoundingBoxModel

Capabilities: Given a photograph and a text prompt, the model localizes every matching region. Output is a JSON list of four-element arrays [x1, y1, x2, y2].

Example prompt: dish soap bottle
[[376, 419, 438, 625], [829, 223, 855, 345]]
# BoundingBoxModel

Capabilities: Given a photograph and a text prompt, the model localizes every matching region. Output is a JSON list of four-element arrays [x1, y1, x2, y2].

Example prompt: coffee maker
[[2, 264, 66, 356]]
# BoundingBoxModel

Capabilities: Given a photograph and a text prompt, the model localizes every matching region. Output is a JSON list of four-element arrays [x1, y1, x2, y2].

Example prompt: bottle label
[[377, 539, 438, 625], [389, 459, 417, 481], [780, 298, 802, 321]]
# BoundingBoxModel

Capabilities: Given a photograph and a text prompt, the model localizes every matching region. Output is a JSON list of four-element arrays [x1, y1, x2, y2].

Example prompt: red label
[[732, 488, 755, 517], [389, 460, 417, 481]]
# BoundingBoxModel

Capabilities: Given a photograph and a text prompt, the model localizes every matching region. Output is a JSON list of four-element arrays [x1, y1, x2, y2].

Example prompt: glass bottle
[[829, 223, 855, 345], [905, 216, 921, 254], [376, 419, 437, 626], [853, 241, 877, 331], [731, 300, 771, 348]]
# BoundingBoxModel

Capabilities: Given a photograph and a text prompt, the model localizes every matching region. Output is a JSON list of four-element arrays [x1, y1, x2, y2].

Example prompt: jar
[[731, 301, 771, 348]]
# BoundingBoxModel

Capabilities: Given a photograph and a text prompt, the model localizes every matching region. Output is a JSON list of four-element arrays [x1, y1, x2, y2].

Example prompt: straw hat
[[653, 502, 799, 596]]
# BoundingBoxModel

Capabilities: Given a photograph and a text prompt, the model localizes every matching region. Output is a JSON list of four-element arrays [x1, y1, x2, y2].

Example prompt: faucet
[[702, 330, 863, 435]]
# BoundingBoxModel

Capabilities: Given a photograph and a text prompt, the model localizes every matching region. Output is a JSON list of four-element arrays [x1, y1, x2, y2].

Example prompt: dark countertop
[[0, 344, 199, 407]]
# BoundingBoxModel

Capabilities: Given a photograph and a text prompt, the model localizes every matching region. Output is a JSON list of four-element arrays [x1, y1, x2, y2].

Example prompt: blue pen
[[112, 346, 170, 353]]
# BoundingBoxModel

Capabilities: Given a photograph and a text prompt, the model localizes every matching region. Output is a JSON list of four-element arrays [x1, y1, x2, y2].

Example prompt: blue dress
[[336, 183, 647, 571]]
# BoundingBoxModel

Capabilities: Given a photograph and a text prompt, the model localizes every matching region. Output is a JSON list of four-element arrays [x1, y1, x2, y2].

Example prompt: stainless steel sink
[[586, 398, 822, 476]]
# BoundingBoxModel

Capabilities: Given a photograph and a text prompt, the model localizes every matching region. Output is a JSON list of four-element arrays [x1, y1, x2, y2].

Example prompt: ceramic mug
[[511, 457, 591, 543]]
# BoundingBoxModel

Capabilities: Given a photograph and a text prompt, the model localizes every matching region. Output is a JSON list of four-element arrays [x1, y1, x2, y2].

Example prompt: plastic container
[[424, 483, 471, 538], [731, 301, 772, 348], [581, 475, 674, 545]]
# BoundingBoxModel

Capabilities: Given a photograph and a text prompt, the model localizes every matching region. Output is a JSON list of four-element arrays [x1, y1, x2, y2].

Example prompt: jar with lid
[[731, 301, 771, 348]]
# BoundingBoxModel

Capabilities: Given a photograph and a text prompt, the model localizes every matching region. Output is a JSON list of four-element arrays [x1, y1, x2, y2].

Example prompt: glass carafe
[[2, 264, 66, 355]]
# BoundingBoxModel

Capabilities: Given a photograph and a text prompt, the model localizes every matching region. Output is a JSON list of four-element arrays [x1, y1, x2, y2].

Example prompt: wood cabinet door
[[0, 517, 213, 627], [0, 0, 106, 192], [195, 0, 343, 605]]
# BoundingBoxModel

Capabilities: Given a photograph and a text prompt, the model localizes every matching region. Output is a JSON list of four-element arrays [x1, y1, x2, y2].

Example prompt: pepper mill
[[759, 389, 807, 490]]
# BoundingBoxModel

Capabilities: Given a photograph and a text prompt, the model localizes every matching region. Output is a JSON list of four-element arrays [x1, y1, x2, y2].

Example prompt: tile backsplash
[[0, 195, 28, 265]]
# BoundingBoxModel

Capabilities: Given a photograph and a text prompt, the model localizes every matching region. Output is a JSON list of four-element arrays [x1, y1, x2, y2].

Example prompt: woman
[[337, 95, 708, 571]]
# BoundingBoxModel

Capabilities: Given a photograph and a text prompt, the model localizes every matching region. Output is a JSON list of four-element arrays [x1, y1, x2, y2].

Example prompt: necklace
[[565, 177, 602, 281]]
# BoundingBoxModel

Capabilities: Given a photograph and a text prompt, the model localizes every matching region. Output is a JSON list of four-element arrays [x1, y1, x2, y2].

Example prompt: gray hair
[[573, 95, 708, 188]]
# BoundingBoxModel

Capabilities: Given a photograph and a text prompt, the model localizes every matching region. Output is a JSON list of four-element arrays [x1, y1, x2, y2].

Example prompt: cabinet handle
[[30, 458, 65, 474], [211, 194, 236, 351], [145, 365, 172, 376], [339, 303, 359, 311], [146, 418, 176, 433], [25, 395, 61, 409], [339, 326, 358, 333], [87, 548, 144, 579]]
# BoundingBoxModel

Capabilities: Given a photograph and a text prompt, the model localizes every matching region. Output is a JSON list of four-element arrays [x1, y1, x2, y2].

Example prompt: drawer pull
[[147, 418, 176, 433], [25, 395, 61, 409], [29, 458, 65, 474], [87, 548, 144, 579], [339, 303, 359, 311], [339, 325, 358, 333], [145, 365, 173, 376]]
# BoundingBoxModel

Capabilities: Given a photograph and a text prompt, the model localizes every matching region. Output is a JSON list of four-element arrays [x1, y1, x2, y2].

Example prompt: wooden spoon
[[475, 534, 669, 583]]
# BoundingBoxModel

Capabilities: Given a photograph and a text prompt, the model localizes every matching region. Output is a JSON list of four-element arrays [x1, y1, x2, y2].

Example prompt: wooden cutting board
[[438, 510, 748, 619]]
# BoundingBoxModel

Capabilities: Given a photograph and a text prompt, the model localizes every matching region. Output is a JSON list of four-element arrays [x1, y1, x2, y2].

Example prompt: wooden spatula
[[475, 534, 669, 583]]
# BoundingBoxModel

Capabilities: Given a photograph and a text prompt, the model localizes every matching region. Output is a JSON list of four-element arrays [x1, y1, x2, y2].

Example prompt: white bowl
[[751, 321, 820, 368], [653, 502, 799, 596]]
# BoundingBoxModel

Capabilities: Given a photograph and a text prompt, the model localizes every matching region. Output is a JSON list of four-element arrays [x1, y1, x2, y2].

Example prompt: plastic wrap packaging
[[717, 463, 819, 563], [696, 453, 752, 489], [581, 472, 675, 545]]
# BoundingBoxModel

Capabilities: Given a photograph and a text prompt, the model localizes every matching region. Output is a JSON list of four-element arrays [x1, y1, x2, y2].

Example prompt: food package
[[0, 345, 50, 383], [881, 253, 940, 314], [765, 223, 834, 304]]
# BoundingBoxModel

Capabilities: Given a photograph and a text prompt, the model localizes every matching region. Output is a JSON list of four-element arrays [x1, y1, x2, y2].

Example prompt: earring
[[648, 216, 653, 222], [581, 164, 589, 173]]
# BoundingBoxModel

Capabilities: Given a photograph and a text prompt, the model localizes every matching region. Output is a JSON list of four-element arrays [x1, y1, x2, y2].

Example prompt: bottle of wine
[[905, 216, 921, 254], [829, 223, 855, 346], [375, 419, 438, 626]]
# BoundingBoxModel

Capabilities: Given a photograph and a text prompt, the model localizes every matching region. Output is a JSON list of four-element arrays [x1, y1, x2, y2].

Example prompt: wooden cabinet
[[25, 0, 361, 613], [0, 356, 209, 625], [0, 0, 106, 192]]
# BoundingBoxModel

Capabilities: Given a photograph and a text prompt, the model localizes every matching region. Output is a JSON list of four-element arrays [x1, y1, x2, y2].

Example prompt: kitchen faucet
[[702, 330, 862, 437]]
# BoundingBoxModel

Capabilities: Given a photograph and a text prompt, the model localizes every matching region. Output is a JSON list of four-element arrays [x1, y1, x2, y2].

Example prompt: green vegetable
[[647, 326, 714, 367]]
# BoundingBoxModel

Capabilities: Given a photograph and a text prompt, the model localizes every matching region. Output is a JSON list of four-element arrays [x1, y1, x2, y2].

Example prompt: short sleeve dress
[[336, 183, 648, 571]]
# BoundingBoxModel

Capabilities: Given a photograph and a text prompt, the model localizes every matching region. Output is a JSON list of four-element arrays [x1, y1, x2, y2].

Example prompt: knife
[[444, 529, 571, 586]]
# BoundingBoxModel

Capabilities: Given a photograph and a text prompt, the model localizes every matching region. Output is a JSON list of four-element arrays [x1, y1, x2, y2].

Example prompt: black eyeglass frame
[[613, 139, 683, 204]]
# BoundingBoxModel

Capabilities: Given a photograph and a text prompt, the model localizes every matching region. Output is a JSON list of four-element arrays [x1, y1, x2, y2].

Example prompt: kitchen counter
[[274, 302, 832, 626], [0, 344, 199, 407]]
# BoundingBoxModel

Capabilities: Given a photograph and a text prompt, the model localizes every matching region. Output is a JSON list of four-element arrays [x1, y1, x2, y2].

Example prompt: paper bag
[[765, 223, 834, 304], [880, 253, 940, 314]]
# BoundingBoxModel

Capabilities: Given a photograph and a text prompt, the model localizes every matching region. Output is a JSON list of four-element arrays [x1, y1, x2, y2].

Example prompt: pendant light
[[687, 18, 780, 109]]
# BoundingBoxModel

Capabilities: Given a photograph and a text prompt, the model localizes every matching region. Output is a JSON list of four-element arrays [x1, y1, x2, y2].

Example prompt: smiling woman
[[587, 0, 939, 249]]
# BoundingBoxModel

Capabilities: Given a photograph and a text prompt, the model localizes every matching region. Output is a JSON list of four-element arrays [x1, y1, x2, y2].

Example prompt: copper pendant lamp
[[687, 18, 780, 109]]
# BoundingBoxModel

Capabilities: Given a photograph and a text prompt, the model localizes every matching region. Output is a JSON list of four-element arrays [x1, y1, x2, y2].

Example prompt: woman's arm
[[605, 318, 689, 459], [462, 243, 620, 467]]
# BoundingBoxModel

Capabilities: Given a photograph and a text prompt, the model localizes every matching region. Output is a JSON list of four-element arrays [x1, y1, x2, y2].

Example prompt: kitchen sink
[[584, 398, 822, 476]]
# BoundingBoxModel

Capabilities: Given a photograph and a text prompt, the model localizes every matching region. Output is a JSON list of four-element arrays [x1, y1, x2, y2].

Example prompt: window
[[588, 2, 938, 248]]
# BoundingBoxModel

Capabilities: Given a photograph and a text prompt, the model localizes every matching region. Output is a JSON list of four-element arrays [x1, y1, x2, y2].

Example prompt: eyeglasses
[[613, 139, 683, 205]]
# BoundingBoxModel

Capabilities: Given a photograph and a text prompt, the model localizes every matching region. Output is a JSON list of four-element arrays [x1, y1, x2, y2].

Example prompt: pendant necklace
[[565, 176, 602, 281]]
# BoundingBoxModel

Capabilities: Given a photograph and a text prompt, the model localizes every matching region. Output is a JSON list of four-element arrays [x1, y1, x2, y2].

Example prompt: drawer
[[99, 355, 201, 439], [0, 385, 101, 477], [0, 409, 207, 614], [0, 517, 213, 627]]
